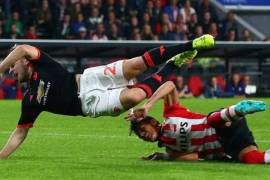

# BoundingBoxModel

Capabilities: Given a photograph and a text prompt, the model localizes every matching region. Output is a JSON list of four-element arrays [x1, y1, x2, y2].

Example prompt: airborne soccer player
[[0, 34, 214, 159], [129, 81, 269, 164]]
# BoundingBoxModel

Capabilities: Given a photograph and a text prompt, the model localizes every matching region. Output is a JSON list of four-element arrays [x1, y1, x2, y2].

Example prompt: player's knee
[[241, 150, 265, 164]]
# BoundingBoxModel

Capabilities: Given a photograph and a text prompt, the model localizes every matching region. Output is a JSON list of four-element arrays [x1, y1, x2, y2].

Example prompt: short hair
[[129, 116, 159, 136]]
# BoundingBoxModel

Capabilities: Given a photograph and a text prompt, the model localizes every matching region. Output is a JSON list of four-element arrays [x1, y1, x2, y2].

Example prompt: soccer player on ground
[[129, 81, 269, 164], [0, 35, 214, 159]]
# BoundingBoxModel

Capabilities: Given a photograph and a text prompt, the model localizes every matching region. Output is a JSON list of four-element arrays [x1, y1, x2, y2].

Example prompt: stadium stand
[[0, 0, 252, 41], [0, 0, 270, 98]]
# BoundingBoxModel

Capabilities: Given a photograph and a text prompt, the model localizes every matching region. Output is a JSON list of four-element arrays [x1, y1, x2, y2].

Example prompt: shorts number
[[104, 63, 116, 76]]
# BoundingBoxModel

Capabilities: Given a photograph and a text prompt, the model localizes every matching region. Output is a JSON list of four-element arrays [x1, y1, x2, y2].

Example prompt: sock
[[132, 75, 162, 98], [207, 112, 225, 128], [264, 150, 270, 163], [220, 105, 241, 122], [132, 62, 178, 98], [241, 150, 265, 164], [157, 62, 178, 80], [143, 42, 193, 67]]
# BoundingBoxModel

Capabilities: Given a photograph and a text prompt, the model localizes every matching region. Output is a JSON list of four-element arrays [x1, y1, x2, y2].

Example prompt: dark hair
[[129, 116, 160, 136]]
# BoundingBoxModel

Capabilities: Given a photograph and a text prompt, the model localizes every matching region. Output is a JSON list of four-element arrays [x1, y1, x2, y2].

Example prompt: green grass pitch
[[0, 98, 270, 180]]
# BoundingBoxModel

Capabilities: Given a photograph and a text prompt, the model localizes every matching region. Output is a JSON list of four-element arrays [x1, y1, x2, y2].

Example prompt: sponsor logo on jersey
[[42, 82, 51, 106], [179, 121, 188, 151]]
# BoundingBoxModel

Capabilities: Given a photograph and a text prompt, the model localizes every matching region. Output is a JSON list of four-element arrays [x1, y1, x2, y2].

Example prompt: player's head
[[9, 59, 31, 82], [9, 44, 32, 82], [130, 116, 160, 142]]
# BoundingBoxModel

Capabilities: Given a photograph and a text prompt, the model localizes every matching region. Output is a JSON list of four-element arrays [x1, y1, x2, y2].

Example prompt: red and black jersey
[[158, 103, 225, 160], [17, 49, 83, 128]]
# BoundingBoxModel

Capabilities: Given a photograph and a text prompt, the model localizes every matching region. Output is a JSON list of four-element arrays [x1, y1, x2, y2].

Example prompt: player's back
[[159, 103, 224, 159], [25, 50, 83, 116]]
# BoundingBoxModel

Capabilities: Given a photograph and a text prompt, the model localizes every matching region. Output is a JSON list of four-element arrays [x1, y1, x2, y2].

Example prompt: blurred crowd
[[169, 73, 257, 99], [0, 0, 256, 41]]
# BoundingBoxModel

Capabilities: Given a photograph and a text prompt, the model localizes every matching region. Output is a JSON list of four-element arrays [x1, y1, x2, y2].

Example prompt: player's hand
[[133, 107, 148, 119], [125, 109, 136, 121], [141, 152, 164, 161], [125, 105, 149, 121]]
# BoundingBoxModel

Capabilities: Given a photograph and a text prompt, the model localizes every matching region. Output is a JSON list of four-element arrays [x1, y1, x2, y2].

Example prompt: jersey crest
[[36, 80, 51, 105], [37, 80, 45, 104]]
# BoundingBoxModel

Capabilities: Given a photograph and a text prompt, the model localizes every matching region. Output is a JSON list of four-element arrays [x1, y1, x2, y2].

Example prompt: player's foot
[[168, 50, 198, 67], [235, 100, 266, 116], [192, 34, 215, 49]]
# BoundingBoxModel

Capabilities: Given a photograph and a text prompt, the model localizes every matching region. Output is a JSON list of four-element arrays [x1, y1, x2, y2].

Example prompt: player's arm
[[0, 128, 29, 159], [141, 148, 199, 161], [144, 81, 178, 110], [0, 44, 40, 74], [131, 81, 178, 119], [166, 148, 199, 161], [0, 94, 42, 159]]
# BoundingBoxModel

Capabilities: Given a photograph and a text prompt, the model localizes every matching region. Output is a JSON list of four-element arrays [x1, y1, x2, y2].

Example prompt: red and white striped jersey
[[159, 103, 224, 160]]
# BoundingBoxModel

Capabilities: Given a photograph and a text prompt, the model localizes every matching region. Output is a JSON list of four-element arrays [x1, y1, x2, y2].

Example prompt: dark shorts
[[216, 117, 257, 161]]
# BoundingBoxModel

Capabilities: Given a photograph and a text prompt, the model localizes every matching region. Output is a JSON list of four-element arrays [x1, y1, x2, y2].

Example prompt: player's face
[[137, 123, 159, 142], [10, 59, 29, 82]]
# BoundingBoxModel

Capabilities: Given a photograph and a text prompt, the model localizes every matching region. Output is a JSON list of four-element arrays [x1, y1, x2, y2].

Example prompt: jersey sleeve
[[29, 46, 41, 61], [163, 102, 206, 119], [163, 103, 188, 117], [17, 93, 42, 128]]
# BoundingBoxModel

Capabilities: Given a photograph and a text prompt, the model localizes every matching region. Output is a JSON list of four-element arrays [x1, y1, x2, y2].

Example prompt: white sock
[[220, 106, 241, 122], [228, 105, 238, 117], [220, 108, 230, 121], [264, 150, 270, 163]]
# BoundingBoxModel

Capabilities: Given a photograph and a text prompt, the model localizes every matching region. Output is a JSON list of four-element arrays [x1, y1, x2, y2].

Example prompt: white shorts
[[79, 60, 132, 118]]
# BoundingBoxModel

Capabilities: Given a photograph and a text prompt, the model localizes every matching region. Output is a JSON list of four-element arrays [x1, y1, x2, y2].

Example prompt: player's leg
[[113, 49, 198, 100], [123, 34, 214, 80], [101, 80, 158, 115], [120, 87, 147, 110], [207, 100, 266, 127], [132, 61, 181, 98], [239, 145, 270, 164], [216, 116, 269, 164]]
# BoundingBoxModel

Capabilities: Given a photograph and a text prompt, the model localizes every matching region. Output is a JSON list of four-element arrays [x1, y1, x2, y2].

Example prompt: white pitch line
[[256, 140, 270, 143], [0, 131, 270, 144], [0, 131, 132, 139], [1, 131, 270, 143], [253, 130, 270, 133]]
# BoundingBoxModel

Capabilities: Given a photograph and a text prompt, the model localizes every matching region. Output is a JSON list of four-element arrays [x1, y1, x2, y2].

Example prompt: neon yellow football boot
[[167, 50, 198, 67], [192, 34, 215, 49]]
